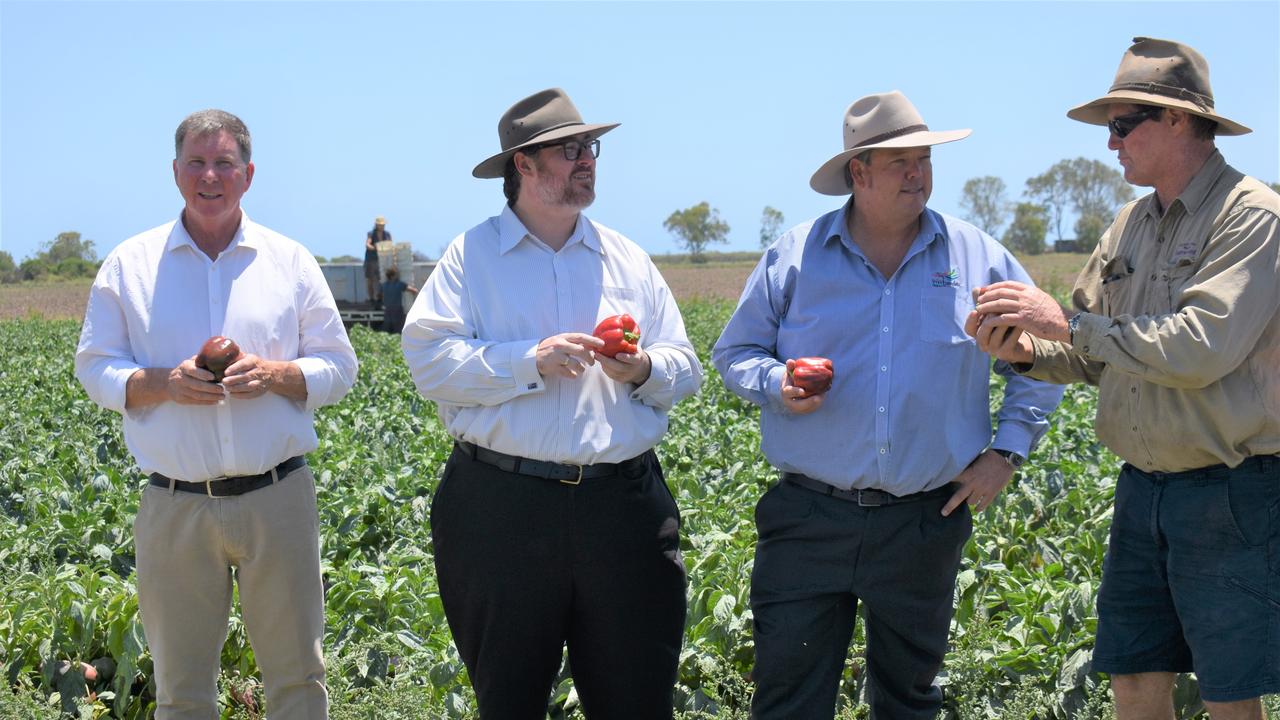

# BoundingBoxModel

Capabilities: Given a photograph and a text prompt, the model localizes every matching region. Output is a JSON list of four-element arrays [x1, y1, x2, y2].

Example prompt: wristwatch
[[993, 449, 1026, 470], [1067, 312, 1083, 345]]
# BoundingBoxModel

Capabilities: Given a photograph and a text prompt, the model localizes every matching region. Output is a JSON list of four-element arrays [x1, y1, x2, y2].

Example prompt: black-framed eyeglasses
[[524, 138, 601, 161], [1107, 107, 1163, 139]]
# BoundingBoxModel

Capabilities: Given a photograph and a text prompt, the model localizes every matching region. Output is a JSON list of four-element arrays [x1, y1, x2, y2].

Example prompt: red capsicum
[[593, 314, 641, 358], [789, 357, 834, 395]]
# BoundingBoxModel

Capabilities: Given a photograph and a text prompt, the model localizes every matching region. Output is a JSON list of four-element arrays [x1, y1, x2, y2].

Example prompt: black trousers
[[749, 479, 972, 719], [431, 444, 687, 719]]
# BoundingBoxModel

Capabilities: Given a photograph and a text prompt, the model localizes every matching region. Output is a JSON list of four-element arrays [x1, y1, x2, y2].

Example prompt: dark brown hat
[[472, 88, 620, 178], [1068, 37, 1250, 136]]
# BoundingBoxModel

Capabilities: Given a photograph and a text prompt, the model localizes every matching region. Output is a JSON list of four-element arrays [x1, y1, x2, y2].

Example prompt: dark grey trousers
[[749, 479, 972, 719]]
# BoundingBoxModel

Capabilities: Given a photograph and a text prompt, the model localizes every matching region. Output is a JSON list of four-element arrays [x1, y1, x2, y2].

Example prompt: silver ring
[[561, 358, 570, 367]]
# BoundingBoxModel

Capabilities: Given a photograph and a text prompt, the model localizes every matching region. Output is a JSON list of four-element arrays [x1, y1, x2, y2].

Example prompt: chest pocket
[[1159, 259, 1200, 315], [919, 287, 970, 345]]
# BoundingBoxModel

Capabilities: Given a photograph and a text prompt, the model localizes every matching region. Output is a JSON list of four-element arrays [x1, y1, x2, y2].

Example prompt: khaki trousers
[[134, 464, 327, 719]]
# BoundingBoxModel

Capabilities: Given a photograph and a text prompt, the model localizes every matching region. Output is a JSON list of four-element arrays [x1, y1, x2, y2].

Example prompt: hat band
[[1110, 81, 1214, 111], [851, 123, 929, 150], [504, 120, 586, 152]]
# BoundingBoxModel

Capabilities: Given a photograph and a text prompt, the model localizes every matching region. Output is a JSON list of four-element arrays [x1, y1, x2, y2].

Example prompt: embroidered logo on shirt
[[931, 268, 960, 288], [1171, 241, 1199, 266]]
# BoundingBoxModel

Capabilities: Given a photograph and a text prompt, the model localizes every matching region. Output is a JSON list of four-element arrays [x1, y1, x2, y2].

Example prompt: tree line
[[665, 163, 1280, 261], [0, 232, 99, 284]]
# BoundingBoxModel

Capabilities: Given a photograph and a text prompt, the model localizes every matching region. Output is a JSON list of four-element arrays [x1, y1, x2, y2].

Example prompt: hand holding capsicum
[[780, 358, 829, 415], [593, 314, 650, 385], [536, 332, 604, 380]]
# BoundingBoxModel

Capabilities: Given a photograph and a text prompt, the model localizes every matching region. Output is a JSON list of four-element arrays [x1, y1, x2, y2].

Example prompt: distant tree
[[759, 206, 785, 249], [19, 257, 49, 282], [41, 231, 96, 265], [331, 254, 361, 263], [412, 250, 432, 263], [664, 202, 730, 263], [0, 251, 16, 284], [959, 176, 1010, 236], [1270, 181, 1280, 194], [1002, 203, 1049, 255], [1074, 214, 1112, 252], [1025, 162, 1073, 242], [312, 255, 328, 264], [1065, 158, 1133, 247]]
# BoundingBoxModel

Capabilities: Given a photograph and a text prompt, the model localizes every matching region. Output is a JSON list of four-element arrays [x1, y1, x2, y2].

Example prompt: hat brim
[[809, 128, 971, 196], [1067, 92, 1250, 136], [472, 122, 620, 179]]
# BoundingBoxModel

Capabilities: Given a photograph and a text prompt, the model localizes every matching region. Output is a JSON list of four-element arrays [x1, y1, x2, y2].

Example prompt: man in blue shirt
[[713, 90, 1064, 718]]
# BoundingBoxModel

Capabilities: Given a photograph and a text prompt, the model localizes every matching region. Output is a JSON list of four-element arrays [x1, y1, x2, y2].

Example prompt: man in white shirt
[[402, 88, 702, 718], [75, 109, 357, 719]]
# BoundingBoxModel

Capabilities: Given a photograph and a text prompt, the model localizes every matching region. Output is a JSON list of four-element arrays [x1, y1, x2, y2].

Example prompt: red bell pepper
[[789, 357, 834, 395], [593, 314, 641, 358]]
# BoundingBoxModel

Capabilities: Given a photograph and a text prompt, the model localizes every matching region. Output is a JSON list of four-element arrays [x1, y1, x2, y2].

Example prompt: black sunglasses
[[522, 138, 601, 162], [1107, 107, 1163, 139]]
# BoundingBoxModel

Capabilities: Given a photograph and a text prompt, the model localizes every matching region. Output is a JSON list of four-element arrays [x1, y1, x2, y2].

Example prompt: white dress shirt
[[75, 212, 358, 481], [402, 206, 702, 464]]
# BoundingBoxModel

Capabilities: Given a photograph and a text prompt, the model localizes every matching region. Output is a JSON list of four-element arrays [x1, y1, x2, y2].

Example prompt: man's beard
[[535, 159, 595, 210]]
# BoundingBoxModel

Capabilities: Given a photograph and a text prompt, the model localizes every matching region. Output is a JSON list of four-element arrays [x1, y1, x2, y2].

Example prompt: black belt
[[783, 473, 956, 507], [149, 456, 306, 498], [456, 441, 644, 485]]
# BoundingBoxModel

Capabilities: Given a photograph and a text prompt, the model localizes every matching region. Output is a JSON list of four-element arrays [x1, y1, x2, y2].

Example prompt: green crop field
[[2, 304, 1276, 719]]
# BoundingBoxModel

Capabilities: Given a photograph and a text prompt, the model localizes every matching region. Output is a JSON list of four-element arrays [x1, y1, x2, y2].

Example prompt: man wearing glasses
[[969, 38, 1280, 718], [402, 88, 701, 717]]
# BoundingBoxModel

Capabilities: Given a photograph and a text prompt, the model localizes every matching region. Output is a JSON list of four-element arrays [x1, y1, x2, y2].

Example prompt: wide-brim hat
[[375, 216, 386, 225], [810, 91, 971, 196], [1067, 37, 1250, 136], [472, 88, 620, 179]]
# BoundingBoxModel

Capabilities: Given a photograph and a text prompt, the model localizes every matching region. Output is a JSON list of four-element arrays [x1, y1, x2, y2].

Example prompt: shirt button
[[880, 366, 887, 372], [1157, 236, 1165, 243], [1150, 274, 1157, 281], [879, 448, 887, 455], [884, 289, 891, 295], [1131, 387, 1137, 393], [1132, 426, 1138, 432], [878, 406, 886, 413], [882, 326, 889, 333]]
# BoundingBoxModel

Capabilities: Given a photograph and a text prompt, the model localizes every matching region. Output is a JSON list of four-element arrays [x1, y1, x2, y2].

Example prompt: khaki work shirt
[[1026, 151, 1280, 472]]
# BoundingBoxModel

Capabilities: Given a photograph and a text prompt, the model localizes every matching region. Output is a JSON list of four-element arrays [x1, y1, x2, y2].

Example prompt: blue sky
[[2, 1, 1277, 265]]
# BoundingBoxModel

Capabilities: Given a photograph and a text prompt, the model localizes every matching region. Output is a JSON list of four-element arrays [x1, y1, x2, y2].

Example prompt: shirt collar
[[498, 205, 602, 256], [824, 200, 944, 253], [1173, 149, 1227, 217], [166, 210, 254, 255]]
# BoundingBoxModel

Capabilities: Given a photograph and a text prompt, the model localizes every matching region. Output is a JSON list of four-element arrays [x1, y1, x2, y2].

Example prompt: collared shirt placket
[[873, 276, 895, 480], [208, 254, 238, 469], [551, 244, 574, 455]]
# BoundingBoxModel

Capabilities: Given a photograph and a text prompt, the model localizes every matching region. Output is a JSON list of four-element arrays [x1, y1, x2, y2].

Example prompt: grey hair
[[175, 109, 252, 163]]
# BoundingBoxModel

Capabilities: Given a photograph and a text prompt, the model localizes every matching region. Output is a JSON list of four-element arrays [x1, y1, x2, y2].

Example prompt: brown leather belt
[[456, 441, 644, 486], [783, 472, 957, 507], [148, 456, 306, 497]]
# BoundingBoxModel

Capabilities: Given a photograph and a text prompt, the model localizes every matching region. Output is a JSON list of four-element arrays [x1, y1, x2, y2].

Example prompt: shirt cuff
[[764, 363, 789, 412], [991, 423, 1035, 459], [1069, 312, 1109, 359], [106, 365, 139, 415], [630, 349, 669, 399], [512, 342, 544, 394], [291, 358, 329, 411]]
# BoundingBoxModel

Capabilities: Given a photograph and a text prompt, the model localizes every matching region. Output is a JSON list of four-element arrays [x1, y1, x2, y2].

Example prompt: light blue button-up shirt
[[713, 204, 1064, 494]]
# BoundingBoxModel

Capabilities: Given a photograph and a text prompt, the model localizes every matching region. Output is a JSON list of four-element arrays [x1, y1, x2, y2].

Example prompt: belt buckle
[[856, 489, 885, 507], [560, 464, 584, 486], [205, 480, 227, 499]]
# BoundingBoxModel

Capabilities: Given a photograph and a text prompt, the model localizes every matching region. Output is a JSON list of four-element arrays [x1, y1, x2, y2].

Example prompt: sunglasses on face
[[524, 138, 601, 162], [1107, 107, 1164, 139]]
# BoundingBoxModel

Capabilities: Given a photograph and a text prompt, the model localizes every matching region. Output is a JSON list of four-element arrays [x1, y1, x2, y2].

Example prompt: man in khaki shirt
[[968, 38, 1279, 719]]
